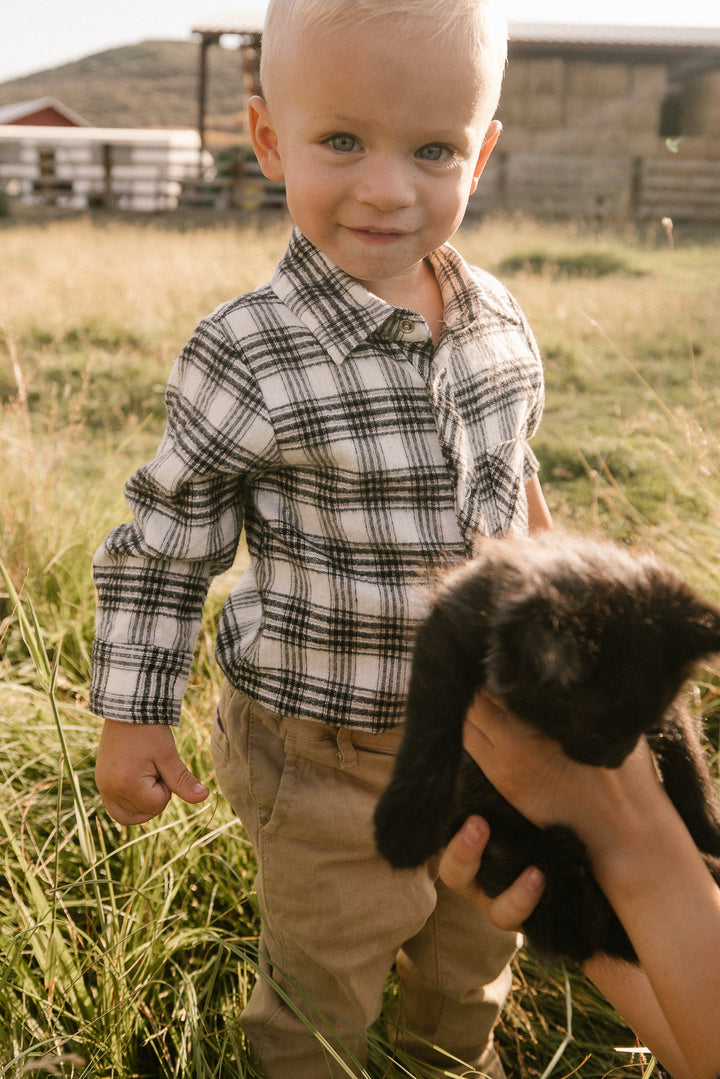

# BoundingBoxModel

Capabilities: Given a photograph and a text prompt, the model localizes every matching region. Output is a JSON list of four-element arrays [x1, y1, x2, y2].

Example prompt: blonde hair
[[260, 0, 508, 127]]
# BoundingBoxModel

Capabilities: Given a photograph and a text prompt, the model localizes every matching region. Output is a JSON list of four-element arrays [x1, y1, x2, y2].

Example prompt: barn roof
[[187, 19, 720, 61], [192, 24, 261, 42], [508, 23, 720, 80], [190, 20, 720, 49], [0, 97, 92, 127], [509, 23, 720, 49], [0, 125, 200, 145]]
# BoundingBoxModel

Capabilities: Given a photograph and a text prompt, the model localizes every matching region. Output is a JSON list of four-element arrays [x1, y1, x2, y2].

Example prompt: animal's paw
[[374, 781, 447, 869]]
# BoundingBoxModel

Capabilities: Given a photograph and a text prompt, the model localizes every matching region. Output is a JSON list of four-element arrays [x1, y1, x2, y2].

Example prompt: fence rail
[[0, 129, 203, 212], [469, 153, 720, 224], [2, 137, 719, 223]]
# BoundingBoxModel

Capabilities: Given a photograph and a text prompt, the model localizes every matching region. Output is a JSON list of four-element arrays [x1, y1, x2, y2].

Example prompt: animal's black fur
[[374, 532, 720, 964]]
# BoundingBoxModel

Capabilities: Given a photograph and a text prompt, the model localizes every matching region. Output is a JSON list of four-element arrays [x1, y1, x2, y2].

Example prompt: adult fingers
[[439, 816, 491, 895], [439, 815, 545, 932], [487, 865, 546, 931]]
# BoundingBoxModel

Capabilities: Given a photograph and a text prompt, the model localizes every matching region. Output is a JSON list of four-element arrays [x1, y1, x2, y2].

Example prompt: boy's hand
[[96, 718, 210, 825]]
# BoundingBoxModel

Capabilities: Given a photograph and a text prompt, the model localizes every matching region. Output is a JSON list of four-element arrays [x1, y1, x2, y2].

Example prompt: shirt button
[[399, 319, 415, 334]]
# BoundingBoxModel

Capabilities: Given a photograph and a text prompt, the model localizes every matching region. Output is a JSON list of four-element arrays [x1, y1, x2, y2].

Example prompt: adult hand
[[95, 718, 210, 825], [462, 693, 663, 863], [462, 693, 578, 829], [439, 813, 545, 931]]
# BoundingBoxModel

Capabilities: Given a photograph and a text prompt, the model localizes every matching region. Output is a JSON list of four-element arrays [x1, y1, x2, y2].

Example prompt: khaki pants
[[212, 682, 518, 1079]]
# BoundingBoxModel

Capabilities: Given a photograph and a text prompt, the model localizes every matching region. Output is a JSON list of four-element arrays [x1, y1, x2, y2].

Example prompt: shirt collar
[[270, 228, 493, 365], [270, 229, 393, 366]]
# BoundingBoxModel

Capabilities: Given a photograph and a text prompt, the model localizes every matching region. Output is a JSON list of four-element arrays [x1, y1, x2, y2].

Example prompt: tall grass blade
[[0, 560, 96, 866], [538, 968, 573, 1079]]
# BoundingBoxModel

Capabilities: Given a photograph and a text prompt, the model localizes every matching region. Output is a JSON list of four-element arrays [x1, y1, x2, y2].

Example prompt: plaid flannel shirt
[[90, 229, 544, 731]]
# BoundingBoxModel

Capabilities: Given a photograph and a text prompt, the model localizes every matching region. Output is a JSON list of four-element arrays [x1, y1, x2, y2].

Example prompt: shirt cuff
[[89, 638, 192, 725]]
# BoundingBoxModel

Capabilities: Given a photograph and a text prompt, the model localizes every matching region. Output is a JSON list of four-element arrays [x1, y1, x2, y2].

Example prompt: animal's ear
[[655, 575, 720, 667], [684, 600, 720, 659]]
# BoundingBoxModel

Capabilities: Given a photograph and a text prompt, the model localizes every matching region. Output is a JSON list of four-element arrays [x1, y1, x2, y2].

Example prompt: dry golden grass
[[1, 210, 719, 1077]]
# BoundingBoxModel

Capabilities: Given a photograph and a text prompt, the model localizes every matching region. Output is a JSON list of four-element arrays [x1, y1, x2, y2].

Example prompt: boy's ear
[[469, 120, 501, 194], [248, 95, 285, 181]]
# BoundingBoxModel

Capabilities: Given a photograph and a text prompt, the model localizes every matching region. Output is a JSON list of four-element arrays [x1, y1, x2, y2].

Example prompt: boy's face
[[251, 18, 500, 301]]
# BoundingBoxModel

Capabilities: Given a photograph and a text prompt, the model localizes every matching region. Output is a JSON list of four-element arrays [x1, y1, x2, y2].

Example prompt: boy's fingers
[[159, 755, 210, 805], [103, 771, 207, 826], [103, 792, 168, 827], [97, 767, 170, 824], [103, 762, 208, 825], [95, 718, 209, 824]]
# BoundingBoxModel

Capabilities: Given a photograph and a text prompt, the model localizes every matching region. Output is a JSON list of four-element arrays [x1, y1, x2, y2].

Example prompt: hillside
[[0, 39, 247, 136]]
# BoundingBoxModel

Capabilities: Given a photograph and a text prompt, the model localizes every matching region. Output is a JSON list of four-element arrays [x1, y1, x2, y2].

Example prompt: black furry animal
[[374, 532, 720, 964]]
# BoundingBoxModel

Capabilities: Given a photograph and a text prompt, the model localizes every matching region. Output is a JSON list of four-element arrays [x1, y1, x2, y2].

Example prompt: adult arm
[[580, 765, 720, 1079], [442, 696, 720, 1079], [525, 474, 553, 534]]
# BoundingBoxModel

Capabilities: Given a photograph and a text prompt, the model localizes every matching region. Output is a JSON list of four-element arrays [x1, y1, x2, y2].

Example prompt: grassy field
[[1, 210, 719, 1078]]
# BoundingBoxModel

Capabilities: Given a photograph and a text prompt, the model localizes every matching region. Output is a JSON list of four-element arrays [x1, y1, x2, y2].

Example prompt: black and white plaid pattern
[[90, 229, 544, 731]]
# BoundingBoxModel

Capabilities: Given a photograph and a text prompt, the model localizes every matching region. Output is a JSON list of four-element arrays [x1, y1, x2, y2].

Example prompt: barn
[[472, 22, 720, 222], [0, 97, 92, 127]]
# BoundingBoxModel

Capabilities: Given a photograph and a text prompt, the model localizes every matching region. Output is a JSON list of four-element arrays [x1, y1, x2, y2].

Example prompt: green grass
[[1, 211, 719, 1077], [1, 566, 259, 1077], [496, 248, 645, 280]]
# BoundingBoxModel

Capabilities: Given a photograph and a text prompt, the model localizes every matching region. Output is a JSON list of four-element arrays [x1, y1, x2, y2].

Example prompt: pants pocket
[[213, 682, 300, 843], [211, 707, 231, 765], [248, 711, 299, 835]]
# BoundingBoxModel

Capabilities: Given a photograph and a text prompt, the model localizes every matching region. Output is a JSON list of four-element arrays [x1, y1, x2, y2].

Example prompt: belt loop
[[336, 727, 358, 770]]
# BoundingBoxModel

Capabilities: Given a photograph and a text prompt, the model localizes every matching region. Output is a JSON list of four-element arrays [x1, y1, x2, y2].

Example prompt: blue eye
[[328, 134, 359, 153], [417, 144, 450, 162]]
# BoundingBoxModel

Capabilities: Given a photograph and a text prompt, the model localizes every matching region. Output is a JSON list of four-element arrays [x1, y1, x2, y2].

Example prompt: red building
[[0, 97, 91, 127]]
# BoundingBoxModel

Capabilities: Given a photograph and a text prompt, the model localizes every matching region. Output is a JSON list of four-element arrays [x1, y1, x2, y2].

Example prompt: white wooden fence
[[0, 126, 208, 212], [1, 130, 718, 223]]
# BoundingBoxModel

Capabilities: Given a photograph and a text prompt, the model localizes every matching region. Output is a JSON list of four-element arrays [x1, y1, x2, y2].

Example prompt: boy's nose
[[354, 156, 416, 211]]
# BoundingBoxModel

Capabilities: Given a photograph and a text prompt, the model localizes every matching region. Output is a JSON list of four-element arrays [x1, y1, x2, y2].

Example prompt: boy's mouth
[[346, 226, 410, 244]]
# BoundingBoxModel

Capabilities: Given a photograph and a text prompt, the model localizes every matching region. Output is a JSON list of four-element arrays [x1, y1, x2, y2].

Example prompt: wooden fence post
[[629, 157, 643, 220], [102, 143, 115, 210]]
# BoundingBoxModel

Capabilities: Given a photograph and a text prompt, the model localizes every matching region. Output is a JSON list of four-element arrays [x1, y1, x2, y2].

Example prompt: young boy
[[91, 1, 552, 1076]]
